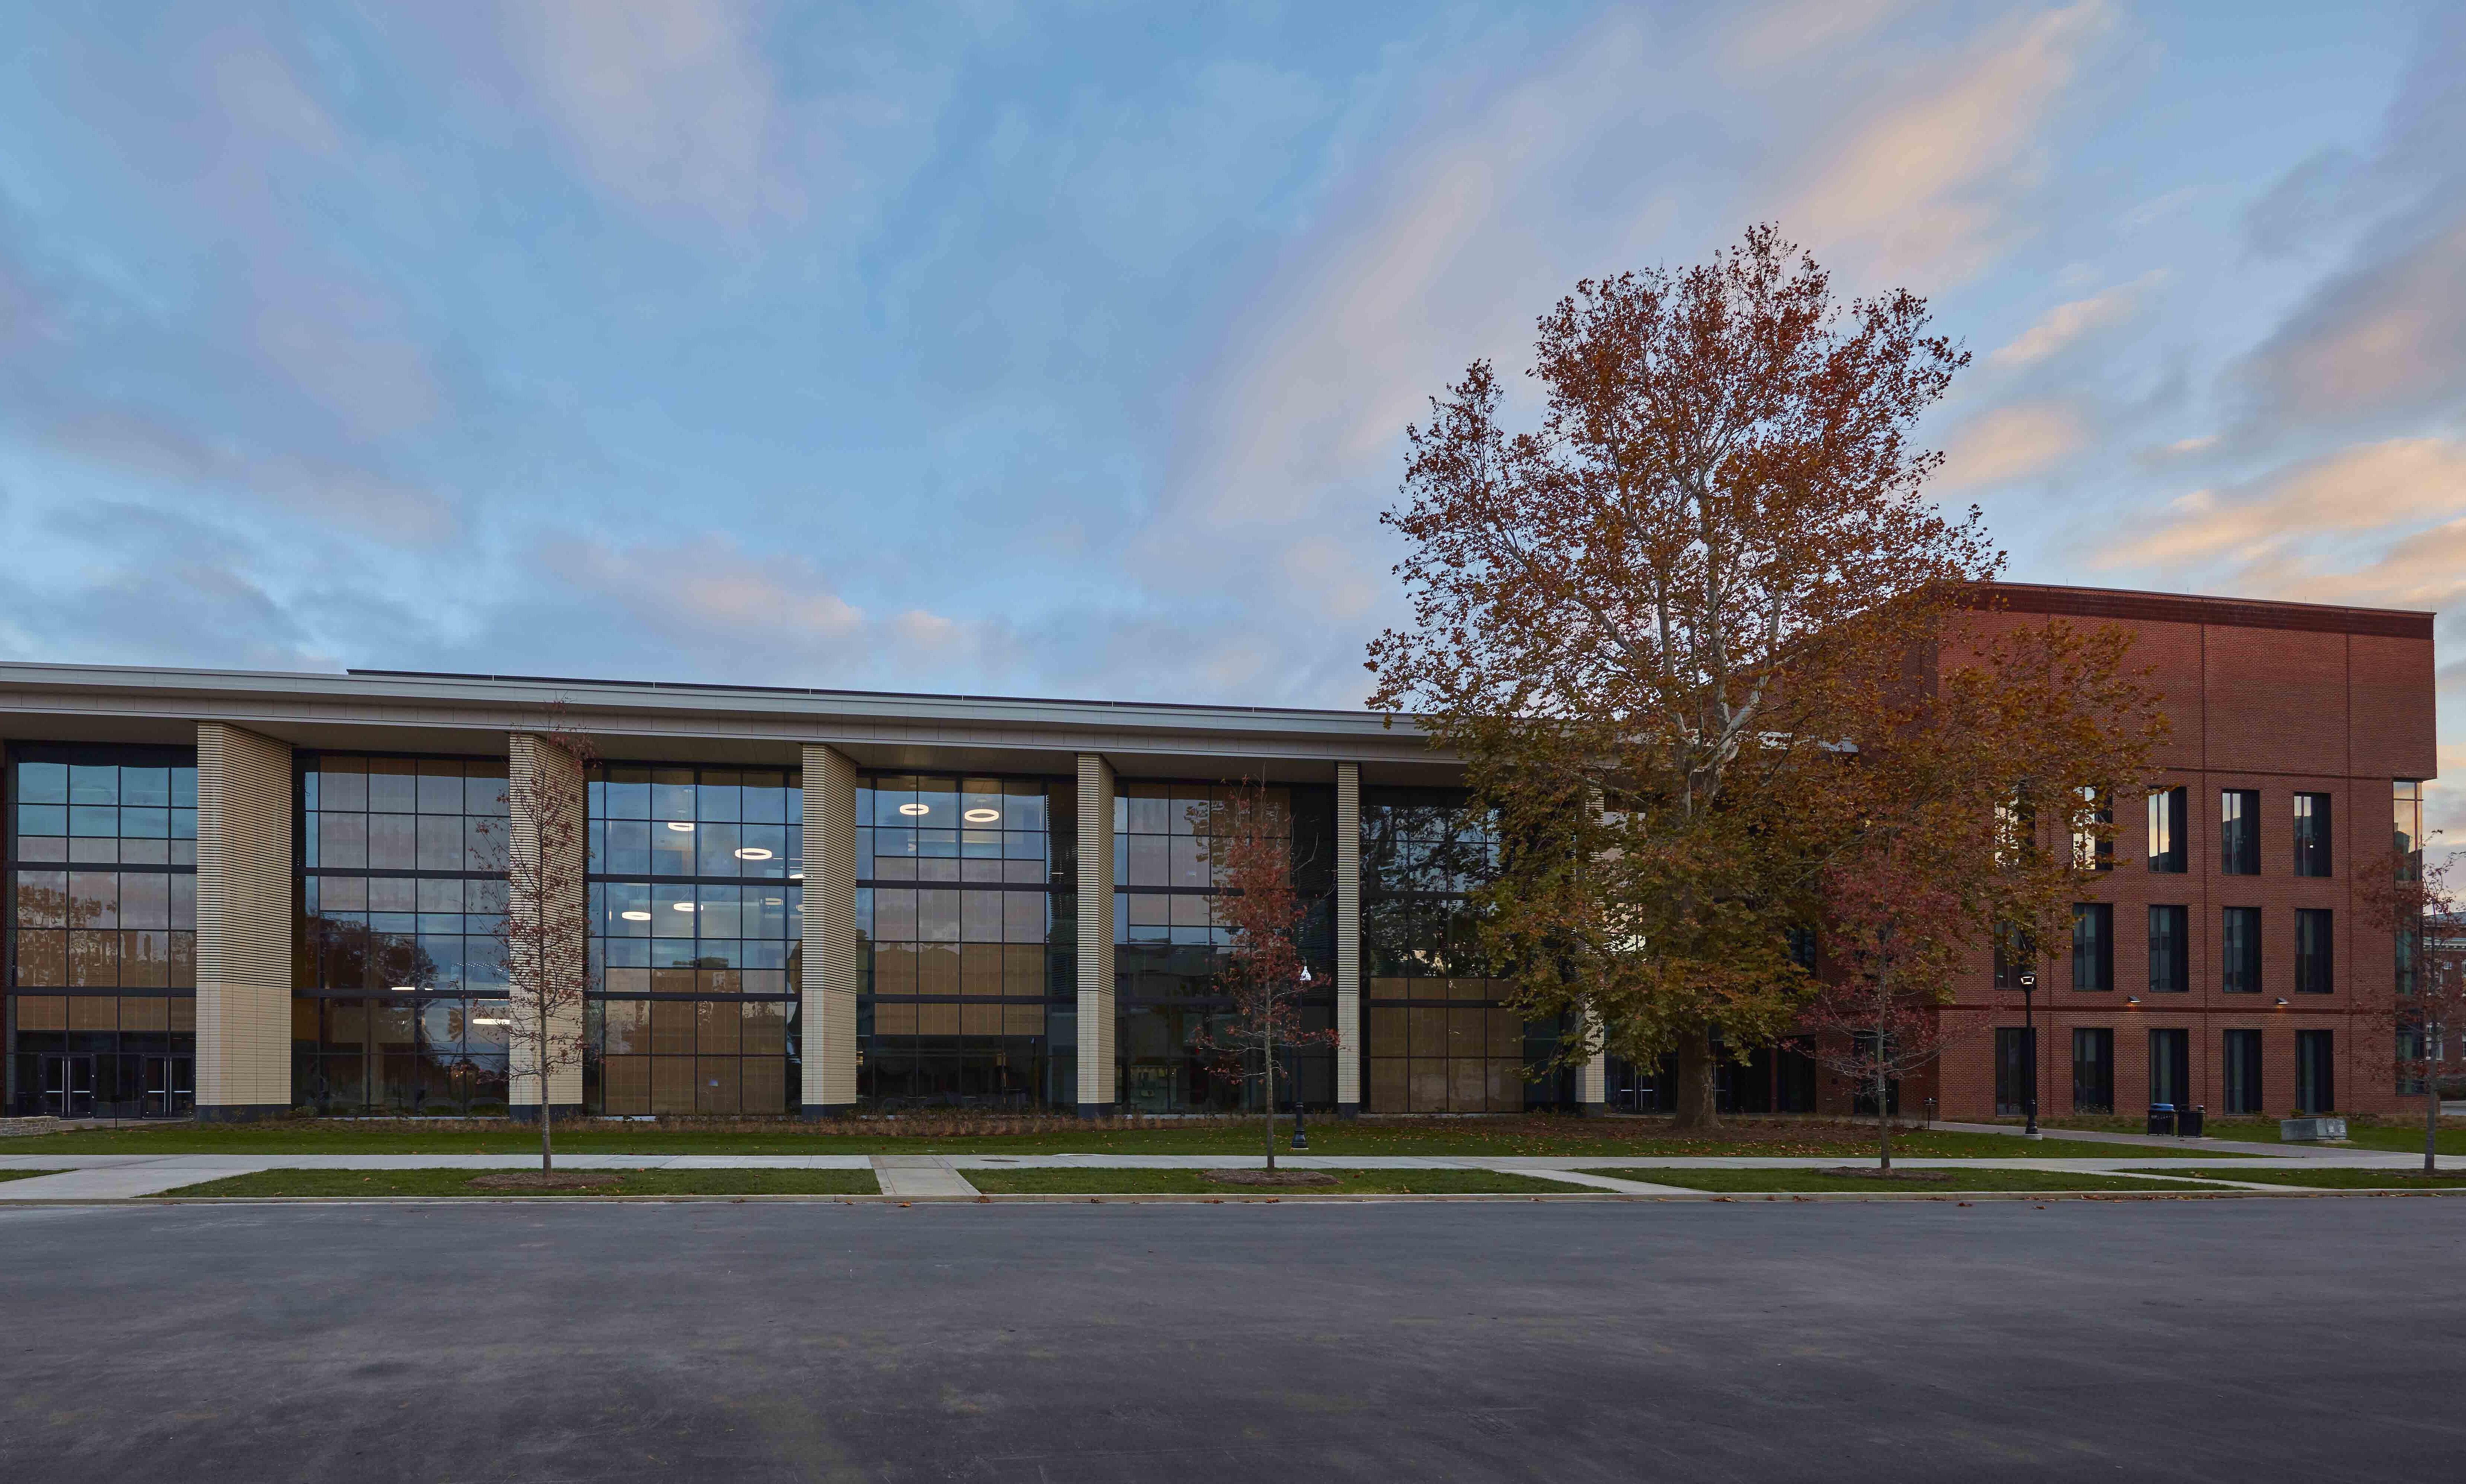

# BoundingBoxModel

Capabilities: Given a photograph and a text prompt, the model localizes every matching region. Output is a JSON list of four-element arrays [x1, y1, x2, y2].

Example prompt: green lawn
[[164, 1168, 881, 1198], [0, 1169, 62, 1183], [962, 1168, 1580, 1196], [0, 1117, 2235, 1159], [2119, 1166, 2466, 1190], [1590, 1167, 2221, 1194]]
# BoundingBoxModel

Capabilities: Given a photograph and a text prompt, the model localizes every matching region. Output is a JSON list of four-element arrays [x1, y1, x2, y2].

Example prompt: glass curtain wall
[[858, 774, 1072, 1108], [7, 745, 198, 1118], [1361, 786, 1531, 1113], [296, 754, 511, 1115], [588, 765, 802, 1116], [1114, 780, 1333, 1113]]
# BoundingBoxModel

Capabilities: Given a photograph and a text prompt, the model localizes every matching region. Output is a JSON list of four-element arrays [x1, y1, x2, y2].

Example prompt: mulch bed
[[1818, 1167, 1955, 1183], [467, 1171, 623, 1190], [1203, 1170, 1339, 1187]]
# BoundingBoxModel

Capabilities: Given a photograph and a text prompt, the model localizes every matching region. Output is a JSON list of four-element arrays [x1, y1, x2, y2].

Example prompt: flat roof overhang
[[0, 662, 1457, 784]]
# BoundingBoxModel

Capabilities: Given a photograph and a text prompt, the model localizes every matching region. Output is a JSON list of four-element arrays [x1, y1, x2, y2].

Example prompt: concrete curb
[[1, 1185, 2457, 1207]]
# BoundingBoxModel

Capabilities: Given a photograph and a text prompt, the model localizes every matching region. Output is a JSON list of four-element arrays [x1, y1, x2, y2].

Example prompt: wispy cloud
[[1989, 270, 2166, 367]]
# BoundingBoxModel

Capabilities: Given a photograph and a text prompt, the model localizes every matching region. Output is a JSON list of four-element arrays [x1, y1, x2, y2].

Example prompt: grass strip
[[164, 1168, 880, 1198], [2118, 1166, 2466, 1189], [962, 1168, 1579, 1196], [0, 1122, 2232, 1159], [0, 1169, 64, 1183], [1588, 1167, 2221, 1194]]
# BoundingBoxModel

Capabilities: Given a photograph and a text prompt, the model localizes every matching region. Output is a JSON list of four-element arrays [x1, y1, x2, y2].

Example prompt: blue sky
[[0, 2, 2459, 814]]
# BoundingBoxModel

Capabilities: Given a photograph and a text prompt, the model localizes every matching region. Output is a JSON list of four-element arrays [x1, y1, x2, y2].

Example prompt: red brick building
[[1920, 583, 2438, 1123]]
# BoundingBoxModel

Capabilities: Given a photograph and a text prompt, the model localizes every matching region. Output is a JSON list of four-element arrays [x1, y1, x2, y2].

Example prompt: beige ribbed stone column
[[1578, 1029, 1609, 1115], [195, 722, 294, 1121], [508, 733, 587, 1114], [801, 744, 861, 1117], [1335, 761, 1363, 1117], [1075, 753, 1116, 1117]]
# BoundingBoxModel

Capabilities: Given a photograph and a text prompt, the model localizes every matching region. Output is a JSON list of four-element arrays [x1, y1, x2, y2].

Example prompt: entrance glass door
[[41, 1055, 95, 1118], [141, 1055, 193, 1118]]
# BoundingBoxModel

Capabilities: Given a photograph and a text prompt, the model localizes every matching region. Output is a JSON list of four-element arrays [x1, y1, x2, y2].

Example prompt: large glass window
[[2295, 908, 2333, 994], [2296, 1029, 2335, 1114], [1114, 780, 1333, 1112], [2223, 1029, 2264, 1114], [589, 765, 803, 1115], [8, 746, 198, 1118], [297, 754, 510, 1115], [2145, 787, 2187, 873], [2070, 903, 2113, 992], [2070, 1028, 2113, 1114], [1363, 786, 1529, 1114], [2146, 905, 2189, 994], [2147, 1028, 2189, 1108], [2292, 792, 2332, 878], [1995, 1026, 2035, 1116], [2220, 789, 2260, 875], [860, 773, 1070, 1109], [2394, 780, 2425, 860], [2222, 907, 2262, 994]]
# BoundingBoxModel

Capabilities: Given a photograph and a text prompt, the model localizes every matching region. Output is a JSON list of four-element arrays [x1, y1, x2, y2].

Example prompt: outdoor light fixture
[[2127, 995, 2142, 1005], [620, 910, 652, 921], [899, 802, 931, 816], [666, 821, 695, 832], [2275, 997, 2289, 1007], [963, 807, 1001, 823], [734, 847, 774, 860]]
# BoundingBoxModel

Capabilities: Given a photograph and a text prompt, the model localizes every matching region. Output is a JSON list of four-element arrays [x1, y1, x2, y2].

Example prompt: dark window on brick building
[[2072, 787, 2113, 872], [2148, 1028, 2189, 1109], [2295, 909, 2333, 994], [2071, 904, 2113, 992], [2297, 1029, 2335, 1113], [2145, 787, 2186, 873], [1993, 923, 2035, 991], [2292, 792, 2331, 878], [2220, 789, 2260, 875], [2071, 1028, 2113, 1114], [1994, 1027, 2036, 1117], [2222, 907, 2261, 994], [2223, 1029, 2263, 1114], [2147, 905, 2189, 993]]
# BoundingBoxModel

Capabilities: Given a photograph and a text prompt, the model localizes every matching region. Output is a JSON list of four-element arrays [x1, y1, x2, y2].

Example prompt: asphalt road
[[3, 1196, 2460, 1483]]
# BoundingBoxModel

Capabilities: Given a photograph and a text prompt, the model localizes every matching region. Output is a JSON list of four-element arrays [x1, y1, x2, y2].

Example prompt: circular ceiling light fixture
[[471, 1017, 511, 1026], [963, 808, 1001, 824], [898, 802, 931, 817], [620, 910, 652, 922], [672, 901, 698, 912], [665, 821, 696, 832], [390, 985, 417, 993], [788, 871, 804, 880], [764, 897, 783, 906], [735, 847, 774, 861]]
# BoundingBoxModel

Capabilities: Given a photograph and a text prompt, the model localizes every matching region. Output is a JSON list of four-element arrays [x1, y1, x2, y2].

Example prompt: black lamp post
[[2019, 971, 2041, 1139]]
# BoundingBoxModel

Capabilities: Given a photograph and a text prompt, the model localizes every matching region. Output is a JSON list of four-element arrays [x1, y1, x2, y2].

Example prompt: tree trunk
[[1670, 1027, 1719, 1131], [540, 1001, 555, 1173], [2428, 1026, 2441, 1175], [1264, 1040, 1278, 1173], [1876, 1064, 1892, 1170]]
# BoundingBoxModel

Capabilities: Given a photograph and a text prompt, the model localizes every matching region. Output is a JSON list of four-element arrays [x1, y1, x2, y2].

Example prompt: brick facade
[[1913, 584, 2438, 1121]]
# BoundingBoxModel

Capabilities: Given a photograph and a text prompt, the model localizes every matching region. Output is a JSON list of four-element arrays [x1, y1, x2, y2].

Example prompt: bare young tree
[[483, 709, 597, 1171], [2360, 845, 2466, 1172], [1192, 782, 1337, 1172]]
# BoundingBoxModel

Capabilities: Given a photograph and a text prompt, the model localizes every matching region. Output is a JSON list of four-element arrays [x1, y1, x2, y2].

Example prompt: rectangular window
[[2072, 788, 2113, 872], [2145, 787, 2187, 873], [2146, 905, 2189, 993], [2220, 789, 2260, 875], [1994, 1027, 2036, 1117], [2147, 1028, 2190, 1109], [2223, 1029, 2264, 1114], [2222, 907, 2262, 994], [2394, 780, 2425, 861], [2071, 903, 2113, 992], [2070, 1028, 2113, 1114], [1992, 923, 2035, 992], [2296, 1029, 2335, 1114], [2292, 792, 2331, 878], [2295, 909, 2333, 994]]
